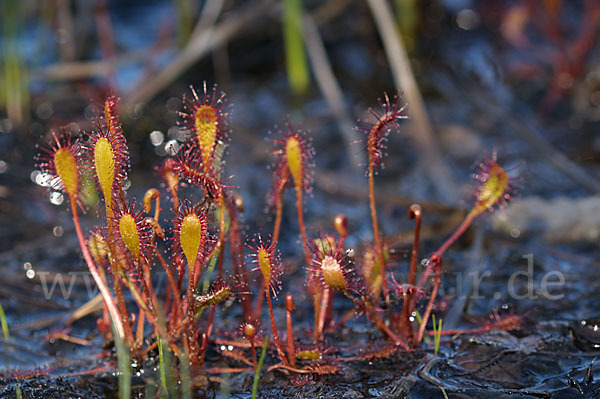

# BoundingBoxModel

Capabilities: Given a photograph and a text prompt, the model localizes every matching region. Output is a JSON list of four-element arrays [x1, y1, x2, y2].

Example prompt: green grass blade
[[156, 303, 176, 398], [414, 310, 430, 344], [114, 325, 131, 399], [251, 335, 269, 399], [283, 0, 309, 94], [180, 348, 192, 399], [432, 314, 442, 355], [0, 301, 10, 340]]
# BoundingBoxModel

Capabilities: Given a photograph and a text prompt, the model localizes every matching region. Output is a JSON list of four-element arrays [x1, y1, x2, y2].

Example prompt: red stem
[[266, 291, 289, 366], [199, 203, 227, 365], [417, 209, 478, 293], [417, 267, 441, 344], [70, 200, 125, 340], [316, 286, 330, 341], [185, 261, 198, 361], [135, 308, 145, 348], [272, 191, 284, 244], [435, 209, 477, 259], [368, 164, 388, 301], [407, 204, 422, 286], [250, 340, 257, 372], [400, 290, 415, 345], [295, 187, 311, 267], [230, 222, 250, 320], [154, 249, 180, 328], [286, 293, 296, 367]]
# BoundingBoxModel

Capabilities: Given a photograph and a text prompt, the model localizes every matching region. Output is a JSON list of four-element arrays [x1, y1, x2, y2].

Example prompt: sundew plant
[[34, 83, 518, 388]]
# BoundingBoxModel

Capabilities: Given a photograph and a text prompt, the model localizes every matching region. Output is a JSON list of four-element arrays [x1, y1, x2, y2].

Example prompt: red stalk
[[70, 200, 125, 340], [407, 204, 422, 286], [368, 164, 389, 301], [286, 293, 296, 366], [266, 291, 289, 366], [104, 203, 134, 346], [417, 259, 442, 344]]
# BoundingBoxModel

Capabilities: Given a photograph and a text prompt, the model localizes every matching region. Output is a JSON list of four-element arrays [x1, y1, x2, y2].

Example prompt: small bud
[[408, 204, 421, 220], [334, 214, 348, 238], [158, 158, 179, 192], [286, 293, 295, 313], [143, 189, 160, 215], [243, 323, 257, 340], [232, 192, 244, 213]]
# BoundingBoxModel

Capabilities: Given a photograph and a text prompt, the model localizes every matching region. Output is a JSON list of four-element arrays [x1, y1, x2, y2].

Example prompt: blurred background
[[2, 0, 600, 394], [2, 0, 600, 307], [1, 0, 599, 231]]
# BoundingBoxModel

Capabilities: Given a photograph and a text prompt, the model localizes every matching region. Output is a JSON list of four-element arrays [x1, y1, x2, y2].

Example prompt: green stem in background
[[252, 335, 270, 399], [157, 303, 176, 397], [1, 0, 29, 125], [175, 0, 194, 47], [115, 323, 131, 399], [0, 301, 9, 340], [180, 348, 192, 399], [283, 0, 309, 94]]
